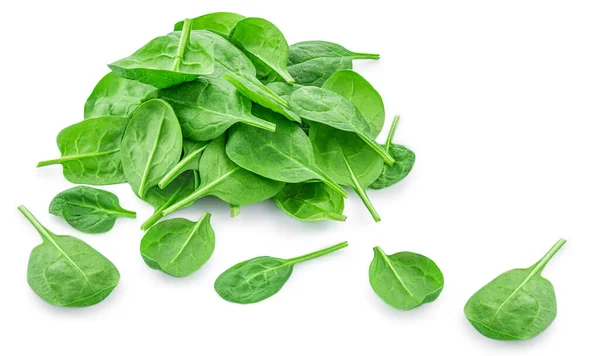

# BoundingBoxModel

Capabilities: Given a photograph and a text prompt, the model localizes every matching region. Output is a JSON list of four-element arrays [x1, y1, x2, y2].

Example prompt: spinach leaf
[[371, 116, 416, 190], [200, 30, 256, 78], [288, 41, 379, 86], [37, 116, 129, 185], [226, 107, 348, 198], [18, 206, 120, 307], [158, 77, 276, 141], [310, 123, 383, 221], [121, 99, 182, 198], [369, 247, 444, 310], [158, 139, 209, 189], [109, 20, 214, 88], [322, 70, 385, 136], [162, 135, 285, 216], [289, 86, 394, 165], [214, 241, 348, 304], [274, 183, 346, 222], [49, 186, 136, 234], [229, 17, 294, 84], [174, 12, 245, 38], [464, 239, 567, 340], [140, 213, 215, 277], [141, 171, 197, 231], [84, 72, 158, 119]]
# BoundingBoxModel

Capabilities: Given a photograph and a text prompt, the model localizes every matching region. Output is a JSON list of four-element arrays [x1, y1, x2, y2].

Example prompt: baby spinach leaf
[[174, 12, 245, 38], [322, 70, 385, 136], [274, 183, 346, 222], [288, 41, 380, 87], [18, 206, 120, 307], [162, 135, 285, 216], [229, 17, 294, 84], [226, 108, 348, 198], [310, 123, 383, 221], [371, 116, 416, 190], [49, 186, 136, 234], [289, 86, 394, 165], [37, 116, 129, 185], [109, 20, 215, 88], [464, 239, 567, 340], [158, 139, 209, 189], [200, 30, 256, 78], [141, 171, 197, 231], [121, 99, 183, 198], [369, 247, 444, 310], [215, 241, 348, 304], [158, 77, 276, 141], [140, 213, 215, 277], [84, 72, 158, 119]]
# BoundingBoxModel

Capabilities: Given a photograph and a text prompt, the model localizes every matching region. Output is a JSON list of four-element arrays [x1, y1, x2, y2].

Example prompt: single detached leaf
[[49, 186, 136, 234], [322, 70, 385, 136], [140, 213, 215, 277], [174, 12, 245, 38], [109, 20, 215, 88], [274, 183, 346, 222], [464, 239, 567, 341], [288, 41, 380, 87], [229, 17, 294, 84], [158, 139, 209, 189], [84, 72, 158, 119], [215, 241, 348, 304], [37, 116, 129, 185], [18, 206, 120, 307], [369, 247, 444, 310], [226, 106, 348, 198], [162, 135, 284, 216], [159, 76, 275, 141], [371, 116, 415, 190], [121, 99, 183, 198], [289, 86, 394, 165]]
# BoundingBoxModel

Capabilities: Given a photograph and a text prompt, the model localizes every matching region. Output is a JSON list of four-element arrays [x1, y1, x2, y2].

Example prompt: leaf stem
[[240, 116, 277, 132], [172, 18, 193, 71], [230, 205, 240, 217], [140, 209, 164, 231], [352, 52, 380, 60], [159, 147, 206, 189], [327, 212, 347, 222], [118, 209, 137, 219], [533, 238, 567, 274], [18, 206, 50, 241], [286, 241, 348, 265], [162, 186, 207, 217], [358, 133, 395, 166], [316, 171, 348, 199], [385, 115, 401, 152]]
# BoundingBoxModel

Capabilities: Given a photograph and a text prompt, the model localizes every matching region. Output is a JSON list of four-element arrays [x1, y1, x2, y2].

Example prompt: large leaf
[[174, 12, 245, 38]]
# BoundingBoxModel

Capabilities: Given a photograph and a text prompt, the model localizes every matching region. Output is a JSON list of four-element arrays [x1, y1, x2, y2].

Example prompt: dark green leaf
[[274, 183, 346, 222], [174, 12, 245, 38]]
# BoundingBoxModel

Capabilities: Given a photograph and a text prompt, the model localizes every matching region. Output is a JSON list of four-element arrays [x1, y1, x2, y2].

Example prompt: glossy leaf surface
[[274, 183, 346, 222], [174, 12, 245, 38]]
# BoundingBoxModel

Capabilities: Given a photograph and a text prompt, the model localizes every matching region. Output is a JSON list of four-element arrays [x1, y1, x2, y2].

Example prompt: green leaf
[[288, 41, 380, 87], [229, 17, 294, 84], [18, 206, 120, 307], [215, 241, 348, 304], [140, 213, 215, 277], [121, 99, 183, 198], [174, 12, 245, 38], [274, 183, 346, 222], [369, 247, 444, 310], [37, 116, 129, 185], [49, 186, 136, 234], [162, 135, 284, 216], [109, 20, 215, 88], [464, 239, 567, 340], [158, 139, 209, 189], [230, 204, 240, 217], [199, 30, 256, 78]]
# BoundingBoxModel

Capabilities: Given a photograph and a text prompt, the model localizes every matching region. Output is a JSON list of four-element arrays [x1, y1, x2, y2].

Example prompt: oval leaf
[[274, 183, 346, 222]]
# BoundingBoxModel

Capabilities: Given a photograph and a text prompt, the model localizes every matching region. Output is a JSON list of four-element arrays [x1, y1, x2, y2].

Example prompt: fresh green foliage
[[174, 12, 245, 38], [215, 241, 348, 304], [37, 116, 129, 185], [84, 72, 158, 119], [274, 183, 346, 222], [121, 99, 183, 198], [226, 107, 348, 197], [140, 213, 215, 277], [289, 86, 394, 165], [371, 116, 415, 190], [109, 20, 215, 88], [199, 30, 256, 78], [464, 239, 566, 340], [159, 76, 275, 141], [158, 139, 209, 189], [49, 186, 136, 234], [229, 17, 294, 84], [18, 206, 120, 307], [369, 247, 444, 310], [162, 135, 285, 216], [288, 41, 380, 87]]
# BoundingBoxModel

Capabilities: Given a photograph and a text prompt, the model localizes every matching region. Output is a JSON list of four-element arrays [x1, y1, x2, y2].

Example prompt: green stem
[[158, 147, 206, 189], [172, 18, 193, 71], [118, 209, 137, 219], [230, 205, 240, 218], [327, 212, 347, 222], [240, 115, 277, 132], [316, 170, 348, 199], [162, 186, 208, 217], [353, 185, 380, 222], [358, 133, 395, 166], [18, 206, 51, 241], [286, 241, 349, 264], [533, 238, 567, 274], [352, 52, 380, 60], [140, 209, 164, 231], [37, 149, 121, 167], [385, 115, 401, 152]]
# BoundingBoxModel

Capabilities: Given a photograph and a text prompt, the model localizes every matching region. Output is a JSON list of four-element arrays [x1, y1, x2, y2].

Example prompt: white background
[[1, 1, 599, 355]]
